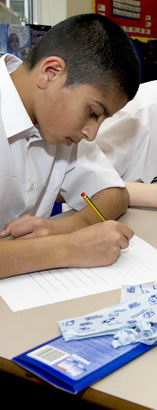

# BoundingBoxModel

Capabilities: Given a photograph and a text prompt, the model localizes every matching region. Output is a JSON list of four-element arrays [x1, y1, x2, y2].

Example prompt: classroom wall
[[33, 0, 67, 26], [67, 0, 93, 18], [33, 0, 93, 26]]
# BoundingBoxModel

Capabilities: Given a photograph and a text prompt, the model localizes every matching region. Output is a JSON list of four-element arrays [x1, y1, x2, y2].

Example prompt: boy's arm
[[0, 187, 129, 239], [0, 220, 133, 278], [77, 186, 129, 224], [125, 181, 157, 208]]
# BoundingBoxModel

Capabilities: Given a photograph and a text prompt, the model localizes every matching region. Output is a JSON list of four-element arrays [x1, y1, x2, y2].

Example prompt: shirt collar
[[0, 53, 41, 140]]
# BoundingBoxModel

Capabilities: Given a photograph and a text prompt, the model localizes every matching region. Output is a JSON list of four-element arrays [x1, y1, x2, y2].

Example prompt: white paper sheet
[[1, 235, 157, 311]]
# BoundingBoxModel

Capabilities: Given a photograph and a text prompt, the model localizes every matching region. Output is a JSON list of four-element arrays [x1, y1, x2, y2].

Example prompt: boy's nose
[[81, 123, 100, 141]]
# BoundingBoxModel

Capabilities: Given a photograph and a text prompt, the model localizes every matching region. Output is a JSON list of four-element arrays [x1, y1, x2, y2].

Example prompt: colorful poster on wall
[[95, 0, 157, 39], [112, 0, 141, 20]]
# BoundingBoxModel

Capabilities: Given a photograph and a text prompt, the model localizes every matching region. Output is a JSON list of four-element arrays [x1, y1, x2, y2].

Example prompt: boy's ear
[[37, 57, 66, 89]]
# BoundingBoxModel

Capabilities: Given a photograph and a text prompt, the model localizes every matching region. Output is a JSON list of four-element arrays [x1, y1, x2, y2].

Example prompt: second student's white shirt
[[0, 54, 124, 230], [97, 81, 157, 183]]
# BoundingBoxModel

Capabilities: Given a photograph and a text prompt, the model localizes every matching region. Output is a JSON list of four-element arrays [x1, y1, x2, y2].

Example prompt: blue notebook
[[13, 334, 155, 394]]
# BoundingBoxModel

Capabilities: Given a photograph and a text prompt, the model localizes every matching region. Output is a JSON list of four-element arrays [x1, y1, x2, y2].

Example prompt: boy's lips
[[65, 137, 80, 146]]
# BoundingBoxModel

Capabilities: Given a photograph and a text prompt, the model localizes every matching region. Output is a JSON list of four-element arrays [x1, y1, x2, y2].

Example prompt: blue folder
[[12, 334, 156, 394]]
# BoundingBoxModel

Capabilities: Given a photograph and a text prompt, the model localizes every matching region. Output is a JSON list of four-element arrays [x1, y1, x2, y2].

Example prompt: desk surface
[[1, 207, 157, 410]]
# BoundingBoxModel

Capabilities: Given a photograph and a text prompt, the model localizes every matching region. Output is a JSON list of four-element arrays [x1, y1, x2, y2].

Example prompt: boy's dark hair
[[25, 14, 140, 101]]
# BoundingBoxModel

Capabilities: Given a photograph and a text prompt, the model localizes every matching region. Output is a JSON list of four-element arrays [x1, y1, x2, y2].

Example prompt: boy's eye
[[89, 110, 99, 120]]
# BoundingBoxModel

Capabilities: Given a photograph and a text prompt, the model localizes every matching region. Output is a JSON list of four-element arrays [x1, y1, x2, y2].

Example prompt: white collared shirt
[[0, 54, 124, 230], [96, 81, 157, 183]]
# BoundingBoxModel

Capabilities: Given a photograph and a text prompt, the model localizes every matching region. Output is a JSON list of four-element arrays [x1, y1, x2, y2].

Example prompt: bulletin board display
[[94, 0, 157, 39]]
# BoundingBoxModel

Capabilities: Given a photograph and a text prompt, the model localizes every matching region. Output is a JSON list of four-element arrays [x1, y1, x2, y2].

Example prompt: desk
[[1, 207, 157, 409]]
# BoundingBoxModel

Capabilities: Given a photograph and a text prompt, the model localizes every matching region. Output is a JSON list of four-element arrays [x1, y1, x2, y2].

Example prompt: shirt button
[[27, 183, 34, 192]]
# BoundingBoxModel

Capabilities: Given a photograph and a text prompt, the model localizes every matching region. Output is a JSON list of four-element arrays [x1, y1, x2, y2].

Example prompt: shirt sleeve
[[96, 82, 157, 183], [60, 140, 124, 210], [96, 105, 157, 183], [96, 110, 140, 178], [142, 103, 157, 183]]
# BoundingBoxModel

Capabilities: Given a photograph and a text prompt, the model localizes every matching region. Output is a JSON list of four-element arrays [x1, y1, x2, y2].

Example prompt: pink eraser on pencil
[[81, 192, 86, 197]]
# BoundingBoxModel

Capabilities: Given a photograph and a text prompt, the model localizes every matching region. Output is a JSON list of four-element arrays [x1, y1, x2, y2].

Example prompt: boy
[[0, 14, 139, 277]]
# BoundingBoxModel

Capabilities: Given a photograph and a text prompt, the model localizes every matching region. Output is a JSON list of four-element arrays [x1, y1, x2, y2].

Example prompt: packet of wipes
[[120, 282, 157, 303], [58, 283, 157, 348], [112, 320, 157, 348]]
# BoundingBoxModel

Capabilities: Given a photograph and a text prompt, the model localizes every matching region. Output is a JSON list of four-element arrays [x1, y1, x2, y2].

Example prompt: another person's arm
[[125, 181, 157, 208]]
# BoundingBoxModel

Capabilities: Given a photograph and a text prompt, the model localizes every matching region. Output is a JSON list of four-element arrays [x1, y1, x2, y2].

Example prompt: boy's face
[[34, 78, 127, 146]]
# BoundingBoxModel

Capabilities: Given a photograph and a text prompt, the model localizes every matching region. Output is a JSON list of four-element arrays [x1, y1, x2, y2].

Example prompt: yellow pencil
[[81, 192, 107, 222]]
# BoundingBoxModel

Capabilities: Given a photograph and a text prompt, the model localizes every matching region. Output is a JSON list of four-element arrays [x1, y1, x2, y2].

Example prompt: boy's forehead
[[92, 87, 128, 116], [62, 83, 128, 117]]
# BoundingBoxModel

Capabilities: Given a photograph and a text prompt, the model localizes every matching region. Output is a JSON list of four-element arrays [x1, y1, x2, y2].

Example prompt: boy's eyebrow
[[95, 101, 111, 117]]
